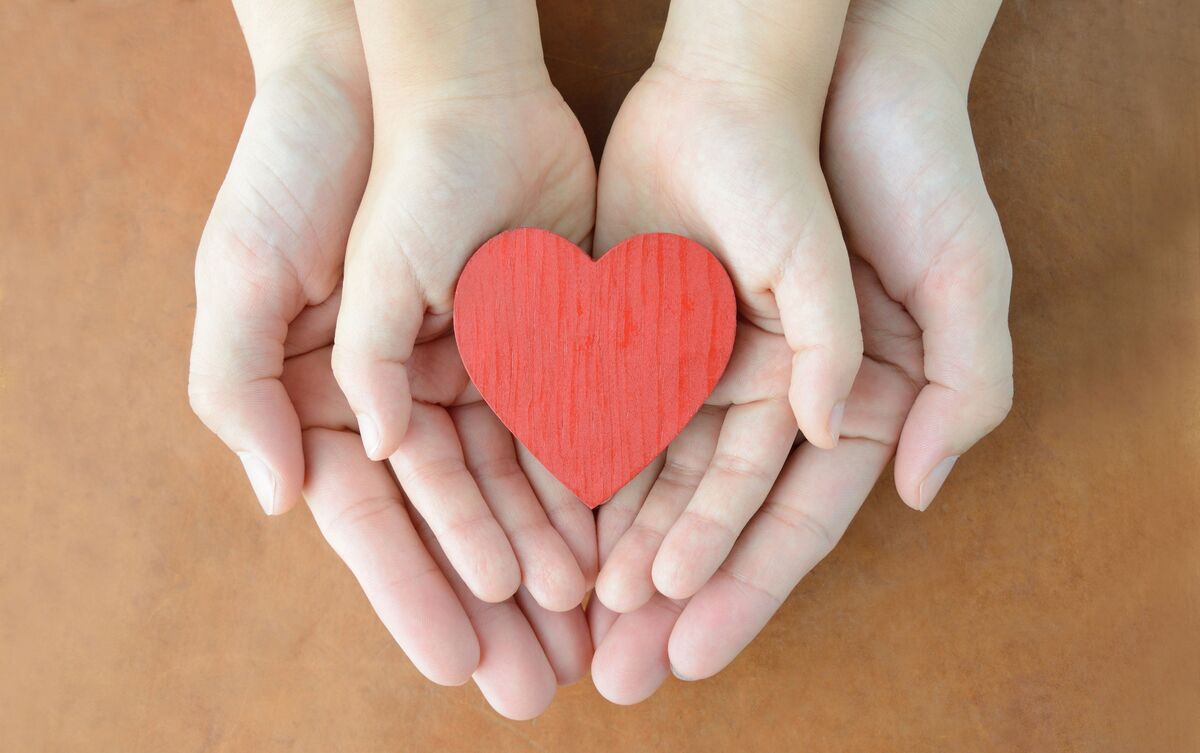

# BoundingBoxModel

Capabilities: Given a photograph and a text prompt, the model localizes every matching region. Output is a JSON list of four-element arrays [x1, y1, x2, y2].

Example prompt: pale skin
[[189, 0, 1012, 716]]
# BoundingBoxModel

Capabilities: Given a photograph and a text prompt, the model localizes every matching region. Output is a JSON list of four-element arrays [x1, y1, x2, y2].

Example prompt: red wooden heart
[[454, 228, 736, 508]]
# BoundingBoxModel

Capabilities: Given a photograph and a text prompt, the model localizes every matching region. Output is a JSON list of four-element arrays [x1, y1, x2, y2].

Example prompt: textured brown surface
[[1, 1, 1198, 751]]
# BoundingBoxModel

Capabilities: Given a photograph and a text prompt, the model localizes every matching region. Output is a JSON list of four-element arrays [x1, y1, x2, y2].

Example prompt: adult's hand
[[589, 0, 1012, 703], [284, 333, 592, 719]]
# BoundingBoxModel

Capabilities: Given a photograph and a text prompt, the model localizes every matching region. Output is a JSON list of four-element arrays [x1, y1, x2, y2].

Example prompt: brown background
[[2, 1, 1198, 751]]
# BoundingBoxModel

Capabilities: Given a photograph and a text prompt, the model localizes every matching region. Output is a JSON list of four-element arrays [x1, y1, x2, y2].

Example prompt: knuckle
[[186, 375, 223, 424], [657, 457, 706, 490], [709, 451, 770, 483], [318, 494, 398, 548], [464, 455, 525, 485], [760, 500, 838, 562], [395, 456, 468, 490], [974, 379, 1014, 431]]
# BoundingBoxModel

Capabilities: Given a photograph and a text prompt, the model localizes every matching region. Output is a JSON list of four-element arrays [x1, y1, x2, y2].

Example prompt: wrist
[[353, 1, 552, 113], [233, 0, 366, 85], [654, 0, 849, 108], [843, 1, 1002, 96]]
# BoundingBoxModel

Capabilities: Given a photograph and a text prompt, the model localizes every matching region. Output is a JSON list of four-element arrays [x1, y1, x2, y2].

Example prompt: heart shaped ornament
[[454, 228, 736, 508]]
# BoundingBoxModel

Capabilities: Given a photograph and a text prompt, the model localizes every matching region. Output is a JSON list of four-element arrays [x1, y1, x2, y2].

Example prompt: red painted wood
[[454, 228, 736, 508]]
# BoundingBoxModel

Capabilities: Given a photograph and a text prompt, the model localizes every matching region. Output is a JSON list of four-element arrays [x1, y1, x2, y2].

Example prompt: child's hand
[[590, 255, 920, 703], [591, 0, 861, 614], [589, 0, 1013, 702], [330, 2, 598, 608], [282, 340, 591, 719]]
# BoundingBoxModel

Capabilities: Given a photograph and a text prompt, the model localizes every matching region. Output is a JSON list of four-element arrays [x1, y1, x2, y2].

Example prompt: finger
[[590, 594, 682, 705], [593, 409, 723, 613], [407, 499, 558, 721], [596, 455, 663, 565], [770, 194, 864, 448], [283, 284, 341, 358], [190, 214, 308, 516], [301, 427, 478, 686], [332, 221, 427, 461], [895, 238, 1014, 510], [389, 402, 520, 603], [514, 588, 592, 686], [452, 403, 586, 612], [652, 398, 796, 600], [667, 357, 909, 680], [516, 444, 599, 589], [586, 596, 621, 649]]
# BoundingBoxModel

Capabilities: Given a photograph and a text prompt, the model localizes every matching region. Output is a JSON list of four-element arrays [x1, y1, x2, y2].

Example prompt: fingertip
[[528, 564, 587, 613], [337, 361, 412, 461], [593, 558, 655, 614], [650, 551, 701, 602], [468, 566, 522, 605], [789, 364, 855, 450], [419, 640, 481, 688]]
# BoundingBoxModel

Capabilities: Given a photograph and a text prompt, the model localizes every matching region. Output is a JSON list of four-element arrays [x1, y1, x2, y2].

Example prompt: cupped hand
[[188, 1, 597, 618], [590, 253, 922, 704], [282, 327, 592, 719], [588, 0, 1012, 704], [823, 0, 1013, 510], [331, 2, 598, 609], [591, 48, 861, 613]]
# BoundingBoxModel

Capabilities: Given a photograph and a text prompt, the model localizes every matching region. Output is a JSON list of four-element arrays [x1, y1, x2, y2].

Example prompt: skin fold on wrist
[[351, 0, 553, 112], [654, 0, 852, 109], [233, 0, 365, 82], [844, 0, 1004, 95]]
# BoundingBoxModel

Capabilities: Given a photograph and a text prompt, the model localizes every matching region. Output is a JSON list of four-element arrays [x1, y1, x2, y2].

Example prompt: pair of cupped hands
[[189, 0, 1013, 719]]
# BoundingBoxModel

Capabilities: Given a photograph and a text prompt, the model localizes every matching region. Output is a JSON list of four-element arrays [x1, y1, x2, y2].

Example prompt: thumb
[[894, 229, 1014, 511], [332, 203, 428, 461], [770, 195, 864, 449], [189, 226, 306, 515]]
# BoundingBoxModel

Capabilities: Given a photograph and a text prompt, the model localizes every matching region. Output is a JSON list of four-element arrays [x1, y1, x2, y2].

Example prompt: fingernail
[[670, 664, 693, 681], [919, 456, 959, 511], [828, 401, 846, 445], [238, 452, 278, 515], [357, 413, 380, 458]]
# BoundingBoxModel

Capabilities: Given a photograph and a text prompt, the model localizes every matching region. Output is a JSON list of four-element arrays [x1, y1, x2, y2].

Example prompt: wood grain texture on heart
[[454, 228, 736, 508]]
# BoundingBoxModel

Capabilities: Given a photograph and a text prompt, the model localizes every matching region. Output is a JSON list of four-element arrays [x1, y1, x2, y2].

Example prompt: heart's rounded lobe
[[454, 228, 736, 508]]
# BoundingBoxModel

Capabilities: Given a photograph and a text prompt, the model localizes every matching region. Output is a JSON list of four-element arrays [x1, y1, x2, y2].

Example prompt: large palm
[[588, 2, 1012, 702]]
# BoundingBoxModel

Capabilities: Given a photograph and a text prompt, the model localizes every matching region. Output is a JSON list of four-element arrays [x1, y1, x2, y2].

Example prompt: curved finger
[[302, 427, 478, 686], [895, 235, 1014, 510], [190, 217, 308, 516], [514, 588, 592, 686], [593, 409, 722, 613], [586, 595, 621, 649], [453, 403, 586, 612], [652, 398, 796, 599], [772, 200, 864, 449], [389, 402, 520, 603], [332, 216, 428, 461], [406, 499, 558, 721], [595, 456, 663, 566], [668, 357, 909, 680], [591, 593, 682, 705], [517, 444, 599, 589]]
